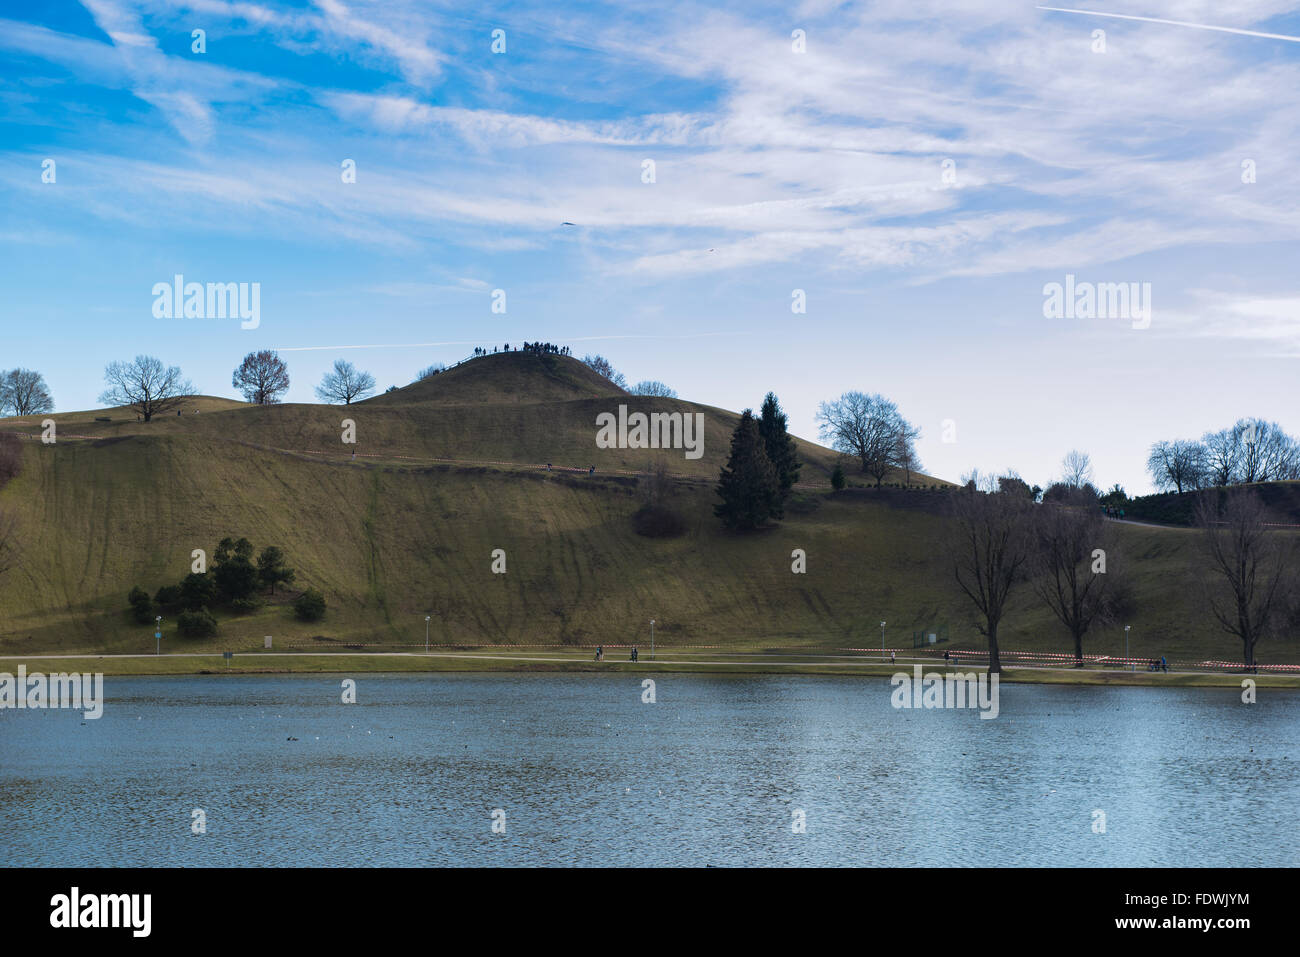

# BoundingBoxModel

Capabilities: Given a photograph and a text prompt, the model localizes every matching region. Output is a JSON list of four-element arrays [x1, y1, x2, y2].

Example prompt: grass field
[[1, 352, 1295, 668], [3, 651, 1295, 688]]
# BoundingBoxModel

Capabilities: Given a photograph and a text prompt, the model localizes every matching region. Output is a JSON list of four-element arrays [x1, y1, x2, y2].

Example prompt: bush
[[180, 571, 215, 611], [294, 589, 326, 621], [177, 608, 218, 638], [632, 504, 686, 538], [154, 584, 182, 609], [128, 586, 153, 624], [230, 596, 261, 614], [214, 557, 259, 601], [831, 464, 845, 491]]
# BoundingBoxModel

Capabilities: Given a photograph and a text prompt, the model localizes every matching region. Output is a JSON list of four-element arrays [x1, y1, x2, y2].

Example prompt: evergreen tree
[[831, 462, 846, 491], [213, 536, 257, 601], [128, 586, 153, 624], [256, 546, 296, 595], [714, 410, 779, 531], [757, 392, 801, 517]]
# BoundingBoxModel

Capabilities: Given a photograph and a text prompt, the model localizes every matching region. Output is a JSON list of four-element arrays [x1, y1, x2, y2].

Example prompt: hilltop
[[0, 351, 1294, 665]]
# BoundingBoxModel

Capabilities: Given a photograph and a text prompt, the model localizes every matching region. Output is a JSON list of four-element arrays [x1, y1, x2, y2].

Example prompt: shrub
[[632, 504, 687, 538], [214, 557, 259, 601], [177, 608, 218, 638], [180, 572, 215, 611], [128, 586, 153, 624], [294, 589, 326, 621], [230, 596, 261, 614], [154, 584, 182, 609], [831, 464, 845, 491]]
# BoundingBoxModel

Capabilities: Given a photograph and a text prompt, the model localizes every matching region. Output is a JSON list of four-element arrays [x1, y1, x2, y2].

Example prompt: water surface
[[2, 673, 1295, 866]]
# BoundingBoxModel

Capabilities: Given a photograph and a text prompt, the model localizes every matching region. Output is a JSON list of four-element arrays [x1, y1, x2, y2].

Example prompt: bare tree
[[1201, 425, 1242, 486], [631, 380, 677, 398], [232, 350, 290, 405], [99, 356, 194, 422], [1060, 449, 1094, 488], [1194, 489, 1295, 668], [816, 392, 916, 487], [894, 421, 922, 485], [1237, 419, 1299, 483], [1147, 439, 1206, 493], [948, 472, 1035, 674], [314, 360, 376, 405], [1032, 487, 1114, 666], [0, 368, 54, 417], [582, 354, 627, 389]]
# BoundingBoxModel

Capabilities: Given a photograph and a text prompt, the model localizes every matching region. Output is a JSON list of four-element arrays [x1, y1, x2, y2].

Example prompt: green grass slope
[[0, 353, 1293, 664]]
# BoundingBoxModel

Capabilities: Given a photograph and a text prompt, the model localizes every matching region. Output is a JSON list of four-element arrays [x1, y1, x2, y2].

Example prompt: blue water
[[1, 673, 1296, 866]]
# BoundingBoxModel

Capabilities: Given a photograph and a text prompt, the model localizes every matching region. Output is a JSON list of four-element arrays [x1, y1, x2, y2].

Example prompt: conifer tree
[[757, 392, 801, 517], [715, 410, 779, 531]]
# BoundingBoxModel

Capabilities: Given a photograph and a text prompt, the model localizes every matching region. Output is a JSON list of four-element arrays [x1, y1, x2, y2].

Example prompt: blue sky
[[2, 0, 1298, 493]]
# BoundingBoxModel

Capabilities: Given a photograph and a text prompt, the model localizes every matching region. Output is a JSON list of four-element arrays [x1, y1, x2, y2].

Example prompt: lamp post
[[155, 616, 162, 656], [650, 619, 655, 660], [1124, 625, 1131, 671], [880, 621, 886, 662], [425, 615, 431, 654]]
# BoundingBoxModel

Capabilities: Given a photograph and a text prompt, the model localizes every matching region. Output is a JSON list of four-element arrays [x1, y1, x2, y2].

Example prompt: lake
[[2, 673, 1296, 866]]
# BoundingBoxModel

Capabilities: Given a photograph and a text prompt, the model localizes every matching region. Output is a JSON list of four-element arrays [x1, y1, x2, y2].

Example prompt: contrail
[[1036, 6, 1300, 43], [274, 332, 747, 352]]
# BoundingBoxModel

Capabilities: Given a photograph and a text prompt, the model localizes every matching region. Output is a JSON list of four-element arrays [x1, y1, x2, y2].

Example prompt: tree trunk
[[1073, 632, 1084, 667], [987, 621, 1002, 674]]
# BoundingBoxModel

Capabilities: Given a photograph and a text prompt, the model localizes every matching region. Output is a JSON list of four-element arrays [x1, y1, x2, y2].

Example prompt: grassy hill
[[1, 352, 1295, 665]]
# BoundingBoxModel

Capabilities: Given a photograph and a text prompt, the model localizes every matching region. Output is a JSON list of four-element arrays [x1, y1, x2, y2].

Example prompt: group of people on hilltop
[[1102, 504, 1126, 519], [470, 342, 571, 358]]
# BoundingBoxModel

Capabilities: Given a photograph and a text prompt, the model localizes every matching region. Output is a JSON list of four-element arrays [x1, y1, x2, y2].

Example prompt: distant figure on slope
[[944, 650, 951, 666], [890, 650, 895, 665], [630, 646, 638, 662], [594, 645, 603, 662]]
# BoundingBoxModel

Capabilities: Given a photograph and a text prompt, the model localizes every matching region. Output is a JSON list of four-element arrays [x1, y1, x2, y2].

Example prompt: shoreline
[[1, 651, 1295, 688]]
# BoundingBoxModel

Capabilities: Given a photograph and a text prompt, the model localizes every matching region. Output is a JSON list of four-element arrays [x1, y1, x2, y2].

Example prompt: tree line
[[946, 473, 1296, 672], [1148, 419, 1300, 492], [67, 347, 680, 417], [128, 537, 323, 637]]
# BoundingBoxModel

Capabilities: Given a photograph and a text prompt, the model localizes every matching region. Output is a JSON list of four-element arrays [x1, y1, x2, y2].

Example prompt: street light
[[155, 616, 162, 656], [880, 621, 886, 662], [650, 619, 655, 660], [1124, 625, 1131, 671], [425, 615, 431, 654]]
